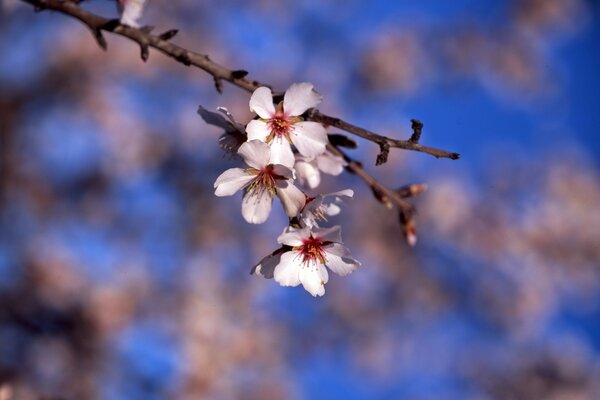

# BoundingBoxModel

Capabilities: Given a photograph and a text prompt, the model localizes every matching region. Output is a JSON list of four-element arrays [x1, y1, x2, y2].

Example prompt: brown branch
[[18, 0, 460, 244], [19, 0, 459, 162], [309, 110, 460, 161], [326, 144, 414, 215]]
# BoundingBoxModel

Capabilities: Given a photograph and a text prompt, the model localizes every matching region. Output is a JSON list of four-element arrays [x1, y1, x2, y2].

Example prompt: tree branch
[[19, 0, 459, 162], [18, 0, 460, 244]]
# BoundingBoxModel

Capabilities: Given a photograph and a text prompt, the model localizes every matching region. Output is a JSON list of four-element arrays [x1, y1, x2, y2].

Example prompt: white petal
[[268, 139, 295, 169], [299, 261, 328, 297], [249, 87, 276, 119], [291, 121, 328, 159], [277, 227, 310, 247], [246, 120, 270, 142], [316, 152, 346, 176], [217, 107, 245, 132], [214, 168, 255, 197], [197, 105, 232, 130], [275, 181, 306, 217], [314, 225, 342, 243], [238, 140, 270, 169], [324, 243, 360, 276], [251, 251, 282, 279], [295, 160, 321, 189], [283, 83, 322, 117], [325, 189, 354, 199], [271, 164, 294, 180], [241, 188, 273, 224], [273, 251, 302, 287], [324, 203, 341, 217], [119, 0, 146, 27]]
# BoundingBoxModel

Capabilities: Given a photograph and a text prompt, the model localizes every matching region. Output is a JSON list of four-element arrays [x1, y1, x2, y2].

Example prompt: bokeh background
[[1, 0, 600, 399]]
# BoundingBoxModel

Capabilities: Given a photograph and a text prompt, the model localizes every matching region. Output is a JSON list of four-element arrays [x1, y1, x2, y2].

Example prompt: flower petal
[[273, 251, 302, 287], [271, 164, 294, 180], [249, 86, 276, 119], [197, 105, 232, 130], [316, 152, 346, 176], [246, 120, 270, 142], [268, 139, 295, 169], [251, 250, 283, 279], [299, 261, 328, 297], [291, 121, 328, 159], [295, 160, 321, 189], [277, 227, 310, 247], [283, 83, 322, 116], [325, 189, 354, 199], [324, 243, 360, 276], [238, 140, 270, 169], [241, 188, 273, 224], [275, 181, 306, 217], [119, 0, 147, 27], [314, 225, 342, 243], [214, 168, 255, 196]]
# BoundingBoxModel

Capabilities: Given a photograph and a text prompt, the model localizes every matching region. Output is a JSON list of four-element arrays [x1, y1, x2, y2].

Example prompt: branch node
[[397, 184, 428, 198], [175, 52, 192, 66], [230, 70, 249, 80], [371, 186, 393, 209], [409, 119, 423, 143], [375, 142, 390, 166], [158, 29, 178, 41]]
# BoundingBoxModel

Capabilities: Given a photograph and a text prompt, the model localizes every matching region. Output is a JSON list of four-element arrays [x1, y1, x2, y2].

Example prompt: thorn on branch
[[397, 183, 428, 198], [371, 186, 393, 209], [230, 70, 249, 80], [158, 29, 179, 41], [92, 28, 107, 51], [214, 77, 224, 94], [328, 134, 357, 149], [376, 142, 390, 166], [409, 119, 423, 143], [140, 43, 149, 61]]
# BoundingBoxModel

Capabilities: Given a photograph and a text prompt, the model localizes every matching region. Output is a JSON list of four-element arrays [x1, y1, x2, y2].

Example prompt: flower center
[[246, 165, 283, 196], [265, 110, 302, 144], [295, 236, 327, 265]]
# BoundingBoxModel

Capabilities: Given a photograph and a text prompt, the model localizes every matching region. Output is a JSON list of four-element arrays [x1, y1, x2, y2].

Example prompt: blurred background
[[1, 0, 599, 399]]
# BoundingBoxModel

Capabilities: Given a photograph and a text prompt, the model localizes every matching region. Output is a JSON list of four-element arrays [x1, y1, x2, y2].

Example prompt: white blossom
[[301, 189, 354, 229], [253, 226, 360, 297], [214, 140, 305, 224], [294, 151, 347, 189], [246, 83, 329, 169], [117, 0, 147, 27]]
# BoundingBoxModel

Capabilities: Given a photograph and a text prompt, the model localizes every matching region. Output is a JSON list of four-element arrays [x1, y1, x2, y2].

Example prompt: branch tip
[[409, 119, 423, 143], [375, 143, 390, 166]]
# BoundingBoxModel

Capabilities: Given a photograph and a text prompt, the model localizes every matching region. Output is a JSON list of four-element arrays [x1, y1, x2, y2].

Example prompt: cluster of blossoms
[[202, 83, 361, 297]]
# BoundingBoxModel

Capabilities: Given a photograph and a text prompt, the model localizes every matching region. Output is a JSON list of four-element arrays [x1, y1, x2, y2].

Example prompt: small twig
[[327, 144, 415, 215], [309, 110, 460, 160]]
